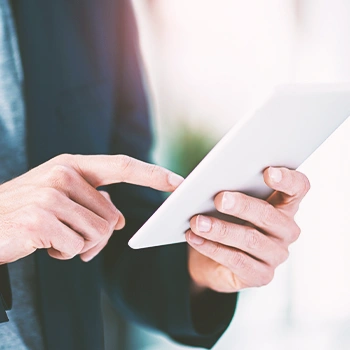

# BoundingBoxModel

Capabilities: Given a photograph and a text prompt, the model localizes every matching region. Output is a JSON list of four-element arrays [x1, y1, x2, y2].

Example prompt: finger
[[76, 191, 124, 254], [214, 191, 300, 241], [99, 190, 125, 230], [189, 215, 289, 266], [44, 165, 121, 226], [264, 167, 311, 212], [46, 222, 85, 260], [47, 248, 73, 260], [43, 190, 116, 253], [65, 154, 184, 191], [80, 239, 109, 262], [186, 231, 274, 288], [77, 191, 124, 255], [99, 190, 111, 201]]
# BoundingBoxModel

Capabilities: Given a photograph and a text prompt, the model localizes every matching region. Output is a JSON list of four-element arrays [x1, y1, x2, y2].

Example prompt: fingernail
[[197, 215, 211, 232], [269, 167, 282, 183], [188, 231, 204, 245], [222, 192, 235, 211], [168, 173, 184, 187]]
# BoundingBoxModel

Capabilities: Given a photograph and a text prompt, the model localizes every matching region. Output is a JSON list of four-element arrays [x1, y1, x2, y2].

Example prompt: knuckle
[[233, 193, 250, 215], [228, 251, 246, 270], [260, 270, 275, 287], [61, 252, 75, 260], [214, 265, 237, 292], [280, 248, 290, 263], [300, 175, 311, 196], [110, 208, 120, 227], [99, 193, 119, 223], [112, 210, 120, 227], [270, 246, 290, 266], [207, 242, 222, 257], [71, 237, 85, 254], [289, 222, 301, 242], [226, 273, 238, 291], [64, 238, 84, 259], [261, 203, 279, 226], [55, 153, 74, 163], [115, 155, 133, 176], [148, 164, 157, 176], [99, 219, 113, 237], [99, 190, 111, 200], [47, 164, 75, 187], [103, 208, 118, 229], [23, 205, 45, 230], [61, 252, 78, 260], [245, 229, 262, 250], [38, 187, 60, 205], [216, 221, 230, 240], [146, 164, 160, 182]]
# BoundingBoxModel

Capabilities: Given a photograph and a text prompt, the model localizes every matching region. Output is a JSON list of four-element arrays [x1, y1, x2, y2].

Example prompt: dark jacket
[[0, 1, 238, 349]]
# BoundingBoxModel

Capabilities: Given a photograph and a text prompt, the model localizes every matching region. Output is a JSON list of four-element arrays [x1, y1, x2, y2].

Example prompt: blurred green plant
[[162, 121, 219, 178]]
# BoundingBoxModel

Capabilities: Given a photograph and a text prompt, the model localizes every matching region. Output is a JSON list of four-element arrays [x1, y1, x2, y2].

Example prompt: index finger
[[70, 154, 184, 191], [264, 167, 311, 210]]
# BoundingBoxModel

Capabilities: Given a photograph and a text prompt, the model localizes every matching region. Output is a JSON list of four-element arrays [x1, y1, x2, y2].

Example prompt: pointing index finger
[[71, 154, 184, 191]]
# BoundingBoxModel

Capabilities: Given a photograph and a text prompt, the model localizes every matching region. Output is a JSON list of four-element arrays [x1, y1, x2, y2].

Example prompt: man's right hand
[[0, 154, 183, 264]]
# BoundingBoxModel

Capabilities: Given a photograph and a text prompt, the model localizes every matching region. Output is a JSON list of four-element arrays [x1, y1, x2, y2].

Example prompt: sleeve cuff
[[164, 243, 238, 349]]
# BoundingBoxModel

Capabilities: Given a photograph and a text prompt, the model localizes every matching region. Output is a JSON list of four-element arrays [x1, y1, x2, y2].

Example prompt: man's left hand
[[186, 167, 310, 293]]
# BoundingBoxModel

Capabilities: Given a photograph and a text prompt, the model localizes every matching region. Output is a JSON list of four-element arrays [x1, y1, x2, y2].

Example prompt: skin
[[0, 154, 183, 264], [186, 166, 310, 294], [0, 155, 309, 293]]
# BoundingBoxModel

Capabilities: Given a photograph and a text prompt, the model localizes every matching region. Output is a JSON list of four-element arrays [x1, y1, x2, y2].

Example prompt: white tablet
[[129, 83, 350, 249]]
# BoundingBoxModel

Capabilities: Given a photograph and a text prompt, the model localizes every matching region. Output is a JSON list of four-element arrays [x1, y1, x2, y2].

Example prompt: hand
[[186, 167, 310, 293], [0, 154, 183, 264]]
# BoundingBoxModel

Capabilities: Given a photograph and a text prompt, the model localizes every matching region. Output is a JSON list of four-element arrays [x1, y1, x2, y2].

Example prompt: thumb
[[69, 154, 184, 191]]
